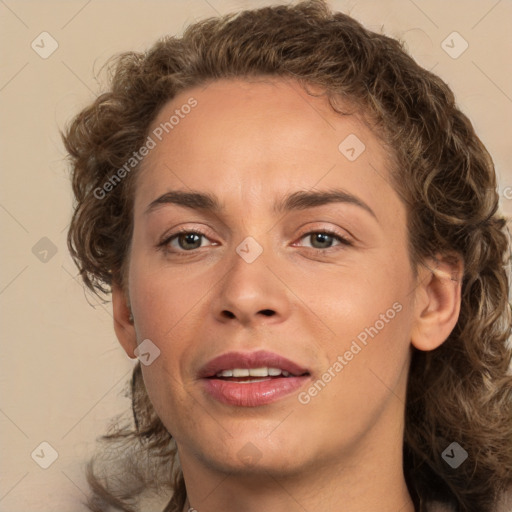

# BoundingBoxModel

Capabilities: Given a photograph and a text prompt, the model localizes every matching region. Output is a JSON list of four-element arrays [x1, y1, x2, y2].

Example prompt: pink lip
[[199, 350, 311, 407]]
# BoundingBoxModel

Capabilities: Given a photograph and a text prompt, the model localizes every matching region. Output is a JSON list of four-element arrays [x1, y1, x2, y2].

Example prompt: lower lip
[[202, 376, 309, 407]]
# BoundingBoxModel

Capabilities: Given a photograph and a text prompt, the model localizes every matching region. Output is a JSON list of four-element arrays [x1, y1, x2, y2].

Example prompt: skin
[[113, 78, 462, 512]]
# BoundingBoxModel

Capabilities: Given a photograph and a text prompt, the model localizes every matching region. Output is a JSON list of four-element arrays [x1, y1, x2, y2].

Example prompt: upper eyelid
[[164, 228, 216, 246], [294, 230, 352, 248]]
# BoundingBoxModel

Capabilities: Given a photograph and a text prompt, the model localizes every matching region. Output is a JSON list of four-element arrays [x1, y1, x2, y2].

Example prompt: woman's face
[[119, 78, 424, 477]]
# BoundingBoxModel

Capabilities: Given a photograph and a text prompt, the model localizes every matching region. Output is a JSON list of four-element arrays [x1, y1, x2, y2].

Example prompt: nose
[[211, 242, 292, 327]]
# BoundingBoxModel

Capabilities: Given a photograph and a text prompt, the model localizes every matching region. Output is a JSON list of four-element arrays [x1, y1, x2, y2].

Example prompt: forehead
[[145, 78, 379, 160], [133, 78, 399, 221]]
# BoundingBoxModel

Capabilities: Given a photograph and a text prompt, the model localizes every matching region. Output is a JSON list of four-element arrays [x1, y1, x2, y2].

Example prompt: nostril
[[221, 309, 275, 319]]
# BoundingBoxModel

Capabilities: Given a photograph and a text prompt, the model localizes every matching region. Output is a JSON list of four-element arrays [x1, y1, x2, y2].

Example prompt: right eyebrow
[[144, 190, 222, 216]]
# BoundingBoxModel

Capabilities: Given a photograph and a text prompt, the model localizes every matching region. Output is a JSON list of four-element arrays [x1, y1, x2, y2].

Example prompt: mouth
[[199, 350, 311, 407]]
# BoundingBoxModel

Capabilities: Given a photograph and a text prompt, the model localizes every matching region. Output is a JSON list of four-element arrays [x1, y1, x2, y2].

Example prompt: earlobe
[[411, 255, 464, 352], [112, 282, 137, 359]]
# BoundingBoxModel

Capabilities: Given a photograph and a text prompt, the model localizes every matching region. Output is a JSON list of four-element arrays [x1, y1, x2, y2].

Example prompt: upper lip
[[198, 350, 310, 378]]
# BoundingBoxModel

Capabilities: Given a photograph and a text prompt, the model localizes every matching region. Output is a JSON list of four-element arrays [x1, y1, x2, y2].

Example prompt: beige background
[[1, 1, 511, 511]]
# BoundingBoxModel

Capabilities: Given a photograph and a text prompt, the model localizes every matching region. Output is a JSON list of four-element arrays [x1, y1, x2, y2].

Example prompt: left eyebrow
[[144, 187, 377, 221], [273, 188, 377, 220]]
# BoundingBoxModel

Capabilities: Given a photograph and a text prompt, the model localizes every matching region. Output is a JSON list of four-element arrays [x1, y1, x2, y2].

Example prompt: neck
[[183, 479, 413, 512], [179, 422, 415, 512]]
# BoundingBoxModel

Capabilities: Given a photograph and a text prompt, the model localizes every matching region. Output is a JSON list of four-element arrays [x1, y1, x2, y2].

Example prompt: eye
[[297, 230, 352, 250], [160, 229, 214, 252], [158, 228, 352, 255]]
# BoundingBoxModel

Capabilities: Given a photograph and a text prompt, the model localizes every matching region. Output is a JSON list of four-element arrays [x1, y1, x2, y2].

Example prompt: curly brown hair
[[62, 1, 512, 511]]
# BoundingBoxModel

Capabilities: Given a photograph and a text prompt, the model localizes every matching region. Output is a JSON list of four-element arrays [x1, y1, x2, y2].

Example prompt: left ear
[[411, 254, 464, 352]]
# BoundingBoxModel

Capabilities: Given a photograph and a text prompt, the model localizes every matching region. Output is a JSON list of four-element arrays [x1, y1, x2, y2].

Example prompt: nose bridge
[[212, 233, 290, 325]]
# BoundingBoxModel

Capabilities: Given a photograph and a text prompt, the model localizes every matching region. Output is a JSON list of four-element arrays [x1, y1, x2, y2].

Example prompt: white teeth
[[232, 368, 250, 377], [249, 367, 269, 377], [215, 367, 290, 378]]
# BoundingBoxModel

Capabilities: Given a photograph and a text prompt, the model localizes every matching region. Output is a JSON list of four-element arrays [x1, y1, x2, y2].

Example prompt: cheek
[[300, 301, 413, 451], [297, 254, 414, 418], [140, 362, 201, 443], [131, 274, 204, 438], [130, 269, 206, 377], [297, 251, 411, 346], [126, 248, 210, 413], [128, 239, 210, 341]]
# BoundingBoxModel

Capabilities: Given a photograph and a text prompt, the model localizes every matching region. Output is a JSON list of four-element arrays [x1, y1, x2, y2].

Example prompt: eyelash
[[157, 227, 352, 256], [296, 229, 352, 252]]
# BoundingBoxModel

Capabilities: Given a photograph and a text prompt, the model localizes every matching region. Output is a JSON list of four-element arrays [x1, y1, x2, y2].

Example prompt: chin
[[201, 448, 309, 479], [189, 429, 313, 477]]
